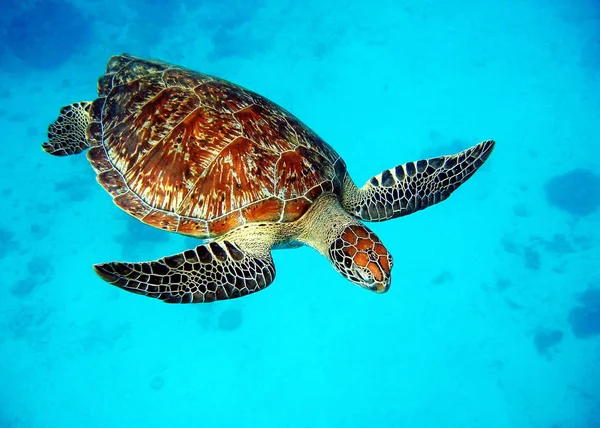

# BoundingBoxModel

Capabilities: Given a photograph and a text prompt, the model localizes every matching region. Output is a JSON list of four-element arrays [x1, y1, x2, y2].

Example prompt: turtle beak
[[353, 264, 391, 294], [367, 278, 391, 294]]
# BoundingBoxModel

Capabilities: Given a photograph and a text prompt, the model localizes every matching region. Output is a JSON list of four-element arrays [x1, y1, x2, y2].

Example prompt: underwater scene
[[1, 0, 599, 426]]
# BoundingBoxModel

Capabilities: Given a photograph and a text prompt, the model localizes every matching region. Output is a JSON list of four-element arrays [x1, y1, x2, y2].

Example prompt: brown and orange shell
[[86, 55, 346, 239]]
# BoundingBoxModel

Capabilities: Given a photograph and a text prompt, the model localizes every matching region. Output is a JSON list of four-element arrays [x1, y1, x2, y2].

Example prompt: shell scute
[[87, 146, 111, 172], [207, 213, 244, 237], [275, 146, 333, 200], [141, 209, 179, 232], [121, 103, 238, 213], [103, 73, 167, 130], [111, 58, 168, 88], [241, 198, 285, 222], [163, 67, 213, 89], [282, 198, 312, 222], [98, 169, 127, 196], [234, 104, 299, 153], [106, 54, 135, 73], [194, 80, 255, 113], [98, 74, 114, 97], [176, 217, 208, 237], [179, 136, 278, 220], [113, 191, 152, 219], [305, 185, 325, 202]]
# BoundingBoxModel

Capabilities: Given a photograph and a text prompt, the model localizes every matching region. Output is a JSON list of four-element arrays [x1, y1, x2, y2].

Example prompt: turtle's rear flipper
[[94, 241, 276, 303], [42, 102, 92, 156], [343, 140, 495, 221]]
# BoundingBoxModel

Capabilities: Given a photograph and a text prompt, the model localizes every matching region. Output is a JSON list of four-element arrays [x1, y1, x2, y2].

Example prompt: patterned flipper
[[94, 241, 276, 303], [42, 102, 92, 156], [343, 140, 495, 221]]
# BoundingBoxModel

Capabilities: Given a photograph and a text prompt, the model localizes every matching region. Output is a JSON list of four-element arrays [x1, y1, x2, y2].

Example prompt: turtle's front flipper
[[42, 102, 92, 156], [94, 241, 276, 303], [342, 140, 495, 221]]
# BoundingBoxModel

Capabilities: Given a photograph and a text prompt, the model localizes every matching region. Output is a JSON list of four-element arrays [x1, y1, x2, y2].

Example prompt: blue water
[[1, 0, 599, 427]]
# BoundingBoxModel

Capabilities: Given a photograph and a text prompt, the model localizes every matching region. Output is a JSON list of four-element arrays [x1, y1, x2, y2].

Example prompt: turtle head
[[328, 224, 393, 293]]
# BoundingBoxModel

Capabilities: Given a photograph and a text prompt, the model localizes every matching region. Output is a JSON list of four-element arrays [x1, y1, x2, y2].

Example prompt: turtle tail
[[42, 101, 93, 156]]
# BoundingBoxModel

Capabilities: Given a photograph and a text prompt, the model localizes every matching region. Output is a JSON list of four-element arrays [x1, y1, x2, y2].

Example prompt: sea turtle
[[43, 54, 495, 303]]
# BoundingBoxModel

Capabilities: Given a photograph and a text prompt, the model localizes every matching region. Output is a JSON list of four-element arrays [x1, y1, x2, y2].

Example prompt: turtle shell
[[86, 54, 346, 239]]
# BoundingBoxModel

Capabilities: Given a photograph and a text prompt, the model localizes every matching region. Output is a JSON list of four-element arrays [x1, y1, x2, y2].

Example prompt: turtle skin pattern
[[345, 140, 495, 221], [94, 240, 275, 303], [43, 102, 92, 156]]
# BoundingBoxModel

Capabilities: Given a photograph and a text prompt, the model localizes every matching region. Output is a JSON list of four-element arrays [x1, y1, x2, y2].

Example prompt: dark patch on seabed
[[544, 169, 600, 217], [118, 215, 170, 253], [198, 0, 266, 61], [217, 307, 244, 331], [0, 0, 92, 70], [53, 175, 95, 203], [533, 327, 563, 358], [0, 227, 19, 259], [568, 287, 600, 339], [10, 256, 54, 297], [149, 375, 165, 391], [8, 304, 52, 343]]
